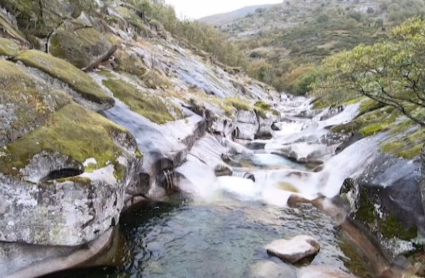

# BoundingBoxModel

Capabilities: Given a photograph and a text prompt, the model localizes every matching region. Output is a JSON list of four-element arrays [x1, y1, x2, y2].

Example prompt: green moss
[[0, 103, 129, 176], [113, 161, 126, 181], [225, 97, 253, 111], [115, 49, 146, 77], [103, 79, 174, 124], [272, 109, 279, 116], [380, 214, 417, 241], [49, 23, 113, 69], [331, 122, 360, 134], [135, 149, 143, 158], [358, 99, 385, 116], [359, 123, 388, 136], [15, 50, 114, 106], [333, 106, 399, 137], [98, 71, 116, 78], [380, 127, 425, 159], [0, 60, 73, 143], [254, 101, 272, 119], [0, 37, 21, 56]]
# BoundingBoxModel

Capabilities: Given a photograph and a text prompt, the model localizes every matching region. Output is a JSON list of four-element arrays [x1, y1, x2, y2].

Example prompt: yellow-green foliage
[[254, 100, 272, 119], [0, 37, 21, 56], [15, 50, 114, 106], [103, 79, 174, 124], [0, 103, 131, 176], [225, 97, 253, 112]]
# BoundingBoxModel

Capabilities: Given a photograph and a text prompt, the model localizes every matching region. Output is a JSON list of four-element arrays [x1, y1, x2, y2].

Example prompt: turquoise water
[[42, 196, 371, 278]]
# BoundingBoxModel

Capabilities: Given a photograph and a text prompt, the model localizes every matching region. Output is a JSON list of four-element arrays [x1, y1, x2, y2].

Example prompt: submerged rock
[[265, 235, 320, 264], [297, 266, 356, 278], [248, 261, 296, 278]]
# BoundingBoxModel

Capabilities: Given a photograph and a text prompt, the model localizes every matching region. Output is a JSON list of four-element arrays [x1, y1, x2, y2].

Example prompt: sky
[[165, 0, 282, 19]]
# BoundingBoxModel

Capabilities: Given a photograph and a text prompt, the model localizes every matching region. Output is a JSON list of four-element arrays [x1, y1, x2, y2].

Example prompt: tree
[[313, 17, 425, 126]]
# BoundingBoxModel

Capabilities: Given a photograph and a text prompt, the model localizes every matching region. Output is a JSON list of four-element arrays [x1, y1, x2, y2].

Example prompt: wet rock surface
[[265, 235, 320, 264]]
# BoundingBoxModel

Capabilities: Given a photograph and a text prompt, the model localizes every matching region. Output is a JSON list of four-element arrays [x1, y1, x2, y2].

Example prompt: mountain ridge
[[198, 4, 276, 25]]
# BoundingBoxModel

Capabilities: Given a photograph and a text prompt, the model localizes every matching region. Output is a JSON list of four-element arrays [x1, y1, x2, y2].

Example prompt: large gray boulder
[[265, 235, 320, 264]]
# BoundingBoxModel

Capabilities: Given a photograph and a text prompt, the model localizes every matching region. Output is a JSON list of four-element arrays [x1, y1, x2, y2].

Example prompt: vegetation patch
[[15, 50, 114, 106], [0, 37, 21, 56], [0, 60, 72, 146], [254, 100, 272, 119], [0, 103, 132, 176], [224, 97, 252, 112], [103, 79, 174, 124]]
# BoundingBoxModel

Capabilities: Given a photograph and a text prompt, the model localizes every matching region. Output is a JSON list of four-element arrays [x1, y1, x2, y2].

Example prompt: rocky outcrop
[[265, 235, 320, 264], [340, 152, 423, 256], [48, 13, 117, 70], [14, 50, 115, 110]]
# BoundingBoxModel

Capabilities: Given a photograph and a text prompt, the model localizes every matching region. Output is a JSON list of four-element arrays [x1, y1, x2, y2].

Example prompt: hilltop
[[198, 4, 275, 25], [209, 0, 425, 94]]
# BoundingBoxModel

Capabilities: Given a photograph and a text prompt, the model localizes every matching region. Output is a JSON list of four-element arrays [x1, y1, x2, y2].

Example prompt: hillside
[[198, 4, 275, 25], [212, 0, 425, 94]]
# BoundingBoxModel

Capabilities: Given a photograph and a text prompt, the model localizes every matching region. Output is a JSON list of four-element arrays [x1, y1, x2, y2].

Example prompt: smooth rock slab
[[265, 235, 320, 263]]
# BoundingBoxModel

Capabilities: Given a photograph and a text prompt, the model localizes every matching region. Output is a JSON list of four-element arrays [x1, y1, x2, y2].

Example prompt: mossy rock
[[0, 102, 134, 176], [0, 60, 72, 147], [114, 49, 147, 77], [102, 79, 174, 124], [1, 0, 97, 37], [15, 50, 114, 108], [381, 127, 425, 159], [115, 7, 153, 37], [49, 16, 116, 70], [354, 187, 417, 241], [0, 37, 21, 56]]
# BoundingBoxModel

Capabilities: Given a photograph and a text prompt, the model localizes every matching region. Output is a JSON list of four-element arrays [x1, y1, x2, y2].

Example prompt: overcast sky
[[165, 0, 282, 19]]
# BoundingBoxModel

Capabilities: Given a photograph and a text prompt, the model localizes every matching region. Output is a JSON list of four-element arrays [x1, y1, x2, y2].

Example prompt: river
[[41, 95, 384, 278]]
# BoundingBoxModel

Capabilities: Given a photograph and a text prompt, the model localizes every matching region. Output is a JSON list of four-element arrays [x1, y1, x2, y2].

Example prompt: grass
[[103, 79, 174, 124]]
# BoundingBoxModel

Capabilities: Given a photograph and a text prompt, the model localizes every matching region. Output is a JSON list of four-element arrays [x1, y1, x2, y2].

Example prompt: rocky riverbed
[[1, 1, 425, 278]]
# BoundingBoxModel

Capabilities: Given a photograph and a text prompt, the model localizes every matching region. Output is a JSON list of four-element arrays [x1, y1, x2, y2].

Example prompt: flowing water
[[42, 97, 382, 278]]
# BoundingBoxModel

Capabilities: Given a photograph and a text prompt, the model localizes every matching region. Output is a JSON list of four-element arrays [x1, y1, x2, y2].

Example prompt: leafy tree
[[313, 17, 425, 126]]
